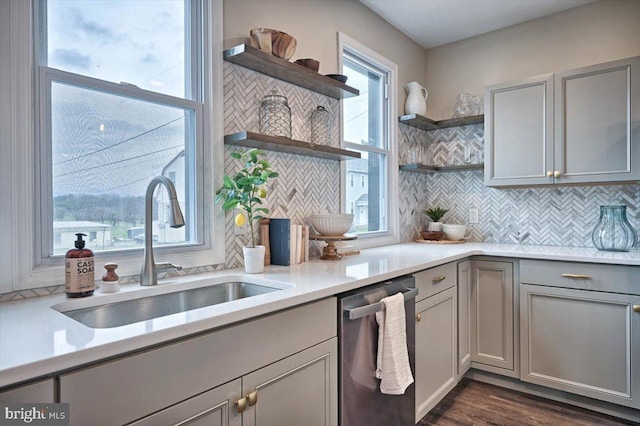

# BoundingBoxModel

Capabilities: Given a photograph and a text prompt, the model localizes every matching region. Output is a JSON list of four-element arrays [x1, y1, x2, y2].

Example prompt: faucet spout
[[141, 176, 185, 286]]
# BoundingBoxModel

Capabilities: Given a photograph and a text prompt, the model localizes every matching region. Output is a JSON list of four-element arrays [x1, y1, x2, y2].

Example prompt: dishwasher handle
[[345, 287, 419, 320]]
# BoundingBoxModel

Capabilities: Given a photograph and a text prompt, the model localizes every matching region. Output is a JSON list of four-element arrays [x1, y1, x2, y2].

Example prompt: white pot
[[243, 245, 265, 274], [404, 81, 428, 115], [428, 221, 443, 231]]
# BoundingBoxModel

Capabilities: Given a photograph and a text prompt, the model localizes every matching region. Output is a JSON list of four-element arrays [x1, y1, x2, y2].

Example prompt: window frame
[[0, 0, 224, 292], [338, 32, 399, 249]]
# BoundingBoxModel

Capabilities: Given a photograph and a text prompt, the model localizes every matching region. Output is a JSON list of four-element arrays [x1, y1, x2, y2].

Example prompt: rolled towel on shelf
[[375, 291, 414, 395]]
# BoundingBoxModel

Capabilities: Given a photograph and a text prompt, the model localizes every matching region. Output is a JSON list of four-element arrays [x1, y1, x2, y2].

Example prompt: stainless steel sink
[[62, 281, 281, 328]]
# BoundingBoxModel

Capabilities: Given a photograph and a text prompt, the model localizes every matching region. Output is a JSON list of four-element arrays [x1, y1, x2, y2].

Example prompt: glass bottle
[[259, 89, 291, 138], [311, 105, 331, 145], [591, 205, 637, 252]]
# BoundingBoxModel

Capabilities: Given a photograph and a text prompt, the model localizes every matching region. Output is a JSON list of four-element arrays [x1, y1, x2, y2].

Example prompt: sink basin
[[61, 281, 281, 328]]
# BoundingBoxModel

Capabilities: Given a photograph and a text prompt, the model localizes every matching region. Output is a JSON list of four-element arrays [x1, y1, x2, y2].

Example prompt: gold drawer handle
[[633, 305, 640, 313], [236, 396, 248, 413], [561, 273, 591, 279], [432, 275, 446, 283], [248, 391, 258, 407], [416, 313, 422, 322]]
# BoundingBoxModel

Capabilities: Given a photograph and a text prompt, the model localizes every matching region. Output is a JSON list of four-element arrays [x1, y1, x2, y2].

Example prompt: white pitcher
[[404, 81, 428, 116]]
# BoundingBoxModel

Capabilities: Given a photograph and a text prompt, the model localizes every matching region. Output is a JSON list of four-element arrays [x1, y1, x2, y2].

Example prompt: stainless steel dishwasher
[[337, 275, 417, 426]]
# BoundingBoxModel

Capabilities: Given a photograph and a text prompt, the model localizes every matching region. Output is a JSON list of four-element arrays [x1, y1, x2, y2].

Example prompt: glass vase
[[311, 105, 331, 145], [591, 205, 637, 252], [259, 89, 291, 138]]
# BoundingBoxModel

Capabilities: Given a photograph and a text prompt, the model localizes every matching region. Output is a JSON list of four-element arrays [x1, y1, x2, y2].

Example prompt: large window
[[38, 0, 204, 256], [340, 34, 398, 244]]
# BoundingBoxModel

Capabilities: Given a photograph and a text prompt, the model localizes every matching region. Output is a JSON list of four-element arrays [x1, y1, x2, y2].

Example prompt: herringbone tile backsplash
[[408, 123, 640, 246]]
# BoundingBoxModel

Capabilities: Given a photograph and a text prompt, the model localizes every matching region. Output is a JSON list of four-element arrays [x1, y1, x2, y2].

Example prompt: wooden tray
[[414, 238, 465, 245]]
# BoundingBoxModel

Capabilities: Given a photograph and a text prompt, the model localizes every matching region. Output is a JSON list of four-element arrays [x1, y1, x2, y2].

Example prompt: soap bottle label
[[65, 257, 95, 293]]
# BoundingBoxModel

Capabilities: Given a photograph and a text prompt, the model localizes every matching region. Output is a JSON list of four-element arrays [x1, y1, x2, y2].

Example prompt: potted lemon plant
[[216, 148, 278, 273]]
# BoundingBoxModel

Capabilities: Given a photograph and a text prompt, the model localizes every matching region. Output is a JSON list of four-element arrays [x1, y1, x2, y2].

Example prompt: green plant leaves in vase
[[422, 207, 448, 222]]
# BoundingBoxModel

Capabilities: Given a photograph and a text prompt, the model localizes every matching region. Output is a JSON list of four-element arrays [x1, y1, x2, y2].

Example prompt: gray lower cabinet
[[457, 260, 471, 379], [470, 260, 518, 378], [59, 298, 337, 426], [415, 286, 457, 421], [0, 379, 54, 403], [485, 55, 640, 187]]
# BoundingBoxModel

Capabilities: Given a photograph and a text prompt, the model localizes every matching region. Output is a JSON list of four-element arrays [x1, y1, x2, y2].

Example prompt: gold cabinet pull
[[546, 171, 553, 178], [561, 273, 591, 279], [247, 391, 258, 407], [416, 313, 422, 322], [633, 305, 640, 313], [554, 170, 562, 178], [432, 275, 446, 283], [236, 396, 248, 413]]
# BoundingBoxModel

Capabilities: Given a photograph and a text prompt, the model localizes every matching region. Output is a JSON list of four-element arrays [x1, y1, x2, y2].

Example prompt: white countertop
[[2, 242, 640, 388]]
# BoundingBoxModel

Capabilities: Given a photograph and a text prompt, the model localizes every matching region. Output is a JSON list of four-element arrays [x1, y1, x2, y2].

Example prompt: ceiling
[[360, 0, 597, 49]]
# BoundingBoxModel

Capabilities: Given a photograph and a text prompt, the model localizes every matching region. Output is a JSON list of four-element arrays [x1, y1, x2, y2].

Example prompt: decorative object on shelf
[[294, 58, 319, 72], [591, 205, 637, 252], [311, 106, 331, 145], [259, 89, 292, 138], [442, 223, 471, 241], [325, 74, 348, 84], [215, 148, 279, 273], [420, 230, 443, 241], [404, 81, 428, 115], [100, 263, 120, 293], [423, 207, 448, 231], [308, 213, 354, 236], [452, 93, 480, 118], [309, 234, 357, 260], [249, 28, 297, 60]]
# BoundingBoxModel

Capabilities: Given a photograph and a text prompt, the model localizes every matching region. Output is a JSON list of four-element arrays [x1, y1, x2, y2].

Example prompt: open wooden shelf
[[224, 131, 361, 161], [223, 44, 359, 99], [398, 114, 484, 131], [399, 163, 484, 173]]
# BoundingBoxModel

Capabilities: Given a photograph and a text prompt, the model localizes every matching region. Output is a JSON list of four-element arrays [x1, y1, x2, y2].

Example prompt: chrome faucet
[[140, 176, 185, 286]]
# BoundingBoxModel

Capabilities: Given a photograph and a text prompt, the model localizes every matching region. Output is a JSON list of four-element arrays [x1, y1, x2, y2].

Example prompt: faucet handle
[[155, 262, 183, 272]]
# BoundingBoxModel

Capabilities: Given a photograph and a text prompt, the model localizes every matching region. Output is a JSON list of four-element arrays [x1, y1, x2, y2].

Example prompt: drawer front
[[520, 260, 640, 295], [415, 262, 457, 301]]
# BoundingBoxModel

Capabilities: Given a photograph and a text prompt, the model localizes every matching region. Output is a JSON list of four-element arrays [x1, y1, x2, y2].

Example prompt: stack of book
[[268, 218, 310, 266]]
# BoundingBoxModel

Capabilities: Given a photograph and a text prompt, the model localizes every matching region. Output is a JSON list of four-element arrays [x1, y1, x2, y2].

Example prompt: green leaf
[[223, 175, 234, 189], [230, 151, 242, 159], [222, 199, 238, 211], [269, 172, 279, 178]]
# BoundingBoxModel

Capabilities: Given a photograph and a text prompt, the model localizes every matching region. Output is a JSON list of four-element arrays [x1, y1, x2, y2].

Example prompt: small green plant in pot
[[215, 148, 278, 273], [422, 207, 448, 231]]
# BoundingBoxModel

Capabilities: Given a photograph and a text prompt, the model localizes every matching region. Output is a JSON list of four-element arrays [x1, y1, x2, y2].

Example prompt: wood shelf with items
[[399, 163, 484, 173], [398, 113, 484, 132], [223, 44, 359, 100], [224, 131, 361, 161]]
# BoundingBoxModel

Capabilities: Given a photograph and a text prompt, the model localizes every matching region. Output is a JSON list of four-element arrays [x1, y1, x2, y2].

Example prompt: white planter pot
[[243, 245, 265, 274], [428, 221, 443, 232]]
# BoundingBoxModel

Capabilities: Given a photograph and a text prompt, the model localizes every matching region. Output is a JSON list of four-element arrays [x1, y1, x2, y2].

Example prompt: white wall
[[223, 0, 428, 112], [423, 0, 640, 120]]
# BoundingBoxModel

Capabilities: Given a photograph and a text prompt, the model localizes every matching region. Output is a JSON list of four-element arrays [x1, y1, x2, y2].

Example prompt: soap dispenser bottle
[[65, 233, 95, 298]]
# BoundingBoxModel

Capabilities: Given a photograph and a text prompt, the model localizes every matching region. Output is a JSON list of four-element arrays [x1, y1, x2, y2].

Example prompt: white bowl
[[308, 214, 354, 236], [442, 224, 470, 241]]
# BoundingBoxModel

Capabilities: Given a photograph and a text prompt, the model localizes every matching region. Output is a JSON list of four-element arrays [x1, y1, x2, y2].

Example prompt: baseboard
[[464, 369, 640, 423]]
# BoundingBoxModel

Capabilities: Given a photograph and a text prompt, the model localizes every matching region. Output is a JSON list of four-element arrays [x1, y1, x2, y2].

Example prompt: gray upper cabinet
[[485, 74, 554, 186], [0, 379, 54, 403], [485, 55, 640, 187]]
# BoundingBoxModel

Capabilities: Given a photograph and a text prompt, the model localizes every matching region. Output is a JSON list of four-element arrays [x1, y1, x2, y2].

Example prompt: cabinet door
[[555, 56, 640, 184], [415, 286, 457, 421], [130, 379, 241, 426], [242, 338, 337, 426], [471, 261, 516, 375], [484, 74, 554, 187], [457, 260, 471, 378], [521, 284, 640, 409], [0, 379, 54, 403]]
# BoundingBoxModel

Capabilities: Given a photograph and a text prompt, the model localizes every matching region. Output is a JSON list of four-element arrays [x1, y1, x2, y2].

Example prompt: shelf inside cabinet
[[398, 114, 484, 131], [224, 131, 361, 161], [399, 163, 484, 173], [223, 44, 359, 99]]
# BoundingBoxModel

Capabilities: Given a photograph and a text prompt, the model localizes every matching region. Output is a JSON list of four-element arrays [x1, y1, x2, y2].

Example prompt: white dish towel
[[375, 291, 414, 395]]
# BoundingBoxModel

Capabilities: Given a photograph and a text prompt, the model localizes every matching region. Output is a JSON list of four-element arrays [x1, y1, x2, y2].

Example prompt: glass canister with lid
[[259, 89, 291, 138], [311, 105, 331, 145]]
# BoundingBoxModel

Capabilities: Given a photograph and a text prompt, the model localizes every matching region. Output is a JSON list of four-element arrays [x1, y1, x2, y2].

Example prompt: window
[[38, 0, 204, 256], [340, 33, 398, 246]]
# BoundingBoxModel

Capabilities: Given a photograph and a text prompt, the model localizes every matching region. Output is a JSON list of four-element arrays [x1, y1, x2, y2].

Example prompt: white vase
[[243, 245, 265, 274], [428, 221, 443, 232], [404, 81, 428, 116]]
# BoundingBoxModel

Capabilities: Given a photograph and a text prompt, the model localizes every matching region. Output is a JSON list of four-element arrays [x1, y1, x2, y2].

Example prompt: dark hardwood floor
[[418, 379, 639, 426]]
